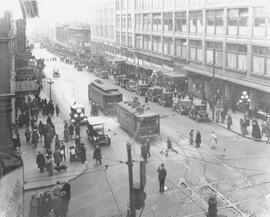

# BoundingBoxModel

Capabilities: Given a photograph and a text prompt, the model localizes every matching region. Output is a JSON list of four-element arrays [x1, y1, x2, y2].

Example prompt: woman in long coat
[[195, 130, 201, 148], [93, 145, 101, 164], [252, 120, 262, 141], [189, 129, 194, 146], [80, 143, 87, 164], [29, 195, 39, 217]]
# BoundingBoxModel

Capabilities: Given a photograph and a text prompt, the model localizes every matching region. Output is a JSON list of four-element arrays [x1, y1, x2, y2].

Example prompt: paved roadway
[[32, 46, 270, 217]]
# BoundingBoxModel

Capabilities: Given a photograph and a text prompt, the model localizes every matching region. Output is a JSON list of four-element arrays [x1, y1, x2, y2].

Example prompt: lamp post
[[47, 78, 54, 101], [210, 49, 216, 121], [238, 91, 250, 112]]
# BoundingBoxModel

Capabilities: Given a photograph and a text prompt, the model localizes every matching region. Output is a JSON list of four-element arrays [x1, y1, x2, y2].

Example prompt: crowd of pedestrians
[[29, 181, 71, 217]]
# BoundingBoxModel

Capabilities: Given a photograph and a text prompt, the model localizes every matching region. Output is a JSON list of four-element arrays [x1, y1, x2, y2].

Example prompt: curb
[[23, 161, 88, 192], [210, 121, 268, 143]]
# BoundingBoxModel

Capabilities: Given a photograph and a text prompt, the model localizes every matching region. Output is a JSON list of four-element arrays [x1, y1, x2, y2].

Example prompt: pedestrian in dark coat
[[165, 136, 178, 156], [55, 134, 61, 150], [42, 191, 53, 217], [25, 127, 31, 144], [93, 145, 101, 164], [62, 181, 71, 215], [29, 195, 39, 217], [53, 149, 62, 168], [38, 121, 44, 138], [80, 143, 87, 164], [47, 116, 52, 125], [189, 129, 194, 146], [141, 143, 148, 162], [195, 130, 201, 148], [32, 129, 39, 148], [64, 128, 69, 142], [44, 132, 52, 151], [55, 104, 60, 117], [157, 163, 167, 192], [68, 124, 74, 139], [36, 151, 46, 173], [252, 120, 262, 141]]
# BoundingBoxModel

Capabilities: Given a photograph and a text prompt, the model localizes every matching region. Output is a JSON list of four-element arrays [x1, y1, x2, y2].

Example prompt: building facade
[[0, 11, 16, 153], [91, 0, 270, 114], [55, 23, 91, 54]]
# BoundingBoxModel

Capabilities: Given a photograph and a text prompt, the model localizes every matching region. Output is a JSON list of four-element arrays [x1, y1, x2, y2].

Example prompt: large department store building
[[91, 0, 270, 114]]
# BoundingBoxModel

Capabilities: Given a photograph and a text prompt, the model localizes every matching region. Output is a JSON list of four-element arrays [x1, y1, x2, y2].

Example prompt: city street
[[30, 46, 270, 217]]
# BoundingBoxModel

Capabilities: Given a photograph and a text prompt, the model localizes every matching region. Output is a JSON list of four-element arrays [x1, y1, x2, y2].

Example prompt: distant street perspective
[[1, 1, 270, 217]]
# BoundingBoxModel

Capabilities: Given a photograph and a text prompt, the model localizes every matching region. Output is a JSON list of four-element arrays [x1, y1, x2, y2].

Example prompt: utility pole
[[211, 49, 216, 121], [47, 79, 54, 101], [126, 143, 136, 217]]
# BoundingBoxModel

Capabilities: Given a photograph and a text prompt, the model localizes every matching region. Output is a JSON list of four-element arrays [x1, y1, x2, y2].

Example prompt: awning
[[162, 71, 187, 79], [183, 65, 270, 94]]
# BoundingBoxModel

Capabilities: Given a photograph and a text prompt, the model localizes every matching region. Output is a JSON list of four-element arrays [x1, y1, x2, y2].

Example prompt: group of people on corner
[[189, 129, 217, 149], [29, 180, 71, 217]]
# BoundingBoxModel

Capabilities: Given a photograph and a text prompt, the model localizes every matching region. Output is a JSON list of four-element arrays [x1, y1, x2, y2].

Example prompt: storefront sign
[[0, 167, 23, 217]]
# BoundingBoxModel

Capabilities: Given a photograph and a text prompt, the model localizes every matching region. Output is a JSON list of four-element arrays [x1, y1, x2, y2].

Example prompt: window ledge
[[250, 72, 270, 80], [188, 59, 202, 64], [205, 63, 223, 69], [225, 67, 247, 74]]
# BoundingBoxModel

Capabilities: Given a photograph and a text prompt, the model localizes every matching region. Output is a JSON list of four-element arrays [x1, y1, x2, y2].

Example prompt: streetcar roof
[[87, 117, 104, 126], [70, 103, 85, 109], [90, 81, 119, 92], [118, 102, 159, 118]]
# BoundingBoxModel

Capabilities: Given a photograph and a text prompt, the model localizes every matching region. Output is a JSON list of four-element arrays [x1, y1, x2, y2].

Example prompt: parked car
[[127, 80, 137, 92], [189, 103, 210, 122], [70, 103, 88, 124], [157, 91, 173, 107], [77, 64, 83, 71], [53, 69, 60, 78], [173, 99, 192, 115], [86, 117, 111, 146], [147, 86, 163, 102], [136, 81, 149, 96]]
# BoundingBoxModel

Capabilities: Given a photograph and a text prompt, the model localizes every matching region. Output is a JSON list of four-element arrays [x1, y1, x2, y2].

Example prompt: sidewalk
[[174, 96, 268, 142], [20, 99, 88, 191]]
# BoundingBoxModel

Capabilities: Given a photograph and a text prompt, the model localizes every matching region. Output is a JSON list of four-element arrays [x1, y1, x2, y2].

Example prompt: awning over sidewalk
[[183, 65, 270, 94], [162, 71, 186, 79]]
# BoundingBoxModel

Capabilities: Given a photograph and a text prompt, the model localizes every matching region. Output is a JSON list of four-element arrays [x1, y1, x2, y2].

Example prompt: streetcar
[[117, 101, 160, 139], [88, 81, 123, 115]]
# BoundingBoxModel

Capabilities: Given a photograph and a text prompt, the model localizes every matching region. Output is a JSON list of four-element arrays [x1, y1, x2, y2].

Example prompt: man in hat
[[157, 163, 167, 193], [36, 151, 46, 173]]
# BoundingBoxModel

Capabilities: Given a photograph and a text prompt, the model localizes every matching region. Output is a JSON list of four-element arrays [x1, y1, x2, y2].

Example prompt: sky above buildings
[[0, 0, 93, 21]]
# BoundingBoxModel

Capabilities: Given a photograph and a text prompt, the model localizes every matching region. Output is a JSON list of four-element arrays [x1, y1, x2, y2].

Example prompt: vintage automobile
[[173, 99, 192, 115], [188, 103, 210, 122], [157, 91, 173, 107], [136, 81, 149, 96], [53, 69, 60, 78], [127, 80, 137, 92], [86, 117, 111, 146], [77, 64, 83, 71], [114, 75, 125, 86], [98, 71, 109, 79], [147, 86, 163, 102], [70, 103, 88, 124]]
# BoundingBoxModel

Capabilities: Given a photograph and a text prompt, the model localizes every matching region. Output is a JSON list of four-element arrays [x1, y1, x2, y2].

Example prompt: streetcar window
[[140, 117, 158, 127]]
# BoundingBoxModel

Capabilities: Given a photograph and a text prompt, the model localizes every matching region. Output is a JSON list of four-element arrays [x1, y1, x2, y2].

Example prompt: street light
[[47, 78, 54, 101]]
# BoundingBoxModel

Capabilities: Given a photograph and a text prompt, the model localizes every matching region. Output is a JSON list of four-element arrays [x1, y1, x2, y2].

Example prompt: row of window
[[92, 25, 114, 40], [121, 34, 270, 75], [117, 0, 200, 11], [116, 7, 269, 37]]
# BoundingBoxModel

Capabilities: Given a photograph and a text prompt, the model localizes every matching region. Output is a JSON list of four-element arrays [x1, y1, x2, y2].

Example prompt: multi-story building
[[55, 23, 91, 54], [0, 11, 16, 153], [91, 0, 270, 115]]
